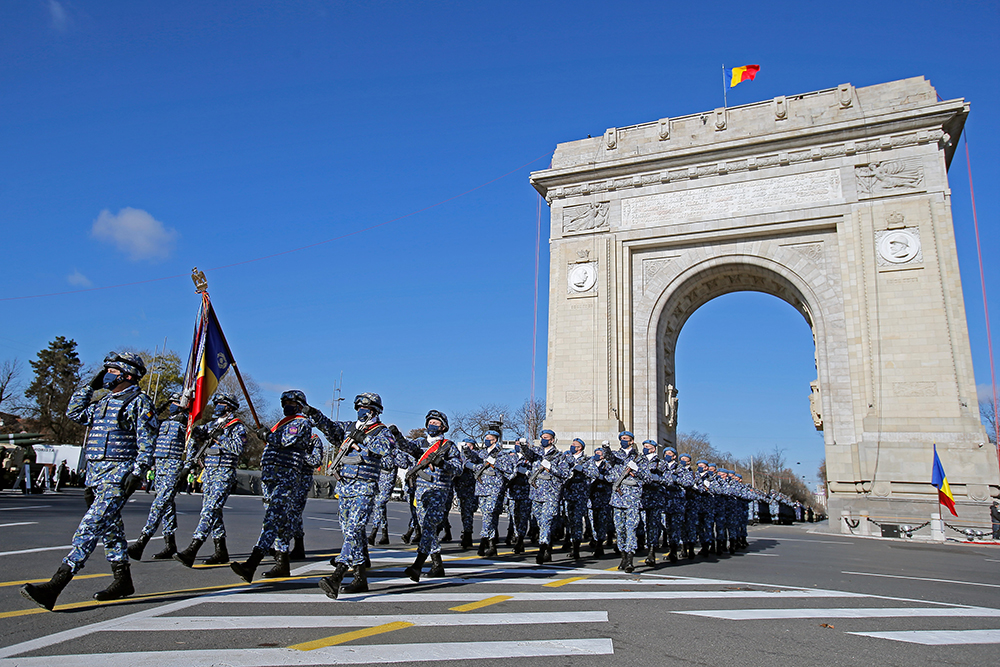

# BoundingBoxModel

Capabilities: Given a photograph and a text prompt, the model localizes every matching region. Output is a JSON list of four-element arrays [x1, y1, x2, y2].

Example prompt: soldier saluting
[[22, 352, 157, 610]]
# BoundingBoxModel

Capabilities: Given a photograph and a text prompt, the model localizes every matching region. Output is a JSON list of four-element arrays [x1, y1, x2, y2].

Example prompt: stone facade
[[530, 77, 995, 530]]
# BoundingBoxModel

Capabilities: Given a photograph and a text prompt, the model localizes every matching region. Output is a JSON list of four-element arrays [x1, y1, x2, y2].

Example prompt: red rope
[[530, 193, 542, 431], [965, 135, 1000, 464]]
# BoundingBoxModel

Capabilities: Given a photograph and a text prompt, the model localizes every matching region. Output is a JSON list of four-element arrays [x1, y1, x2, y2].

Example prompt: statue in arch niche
[[666, 384, 679, 428]]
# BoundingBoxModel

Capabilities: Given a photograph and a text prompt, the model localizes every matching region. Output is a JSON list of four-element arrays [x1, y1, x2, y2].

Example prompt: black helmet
[[354, 393, 383, 414], [425, 409, 449, 433], [213, 392, 239, 410], [104, 351, 146, 379], [280, 389, 307, 405]]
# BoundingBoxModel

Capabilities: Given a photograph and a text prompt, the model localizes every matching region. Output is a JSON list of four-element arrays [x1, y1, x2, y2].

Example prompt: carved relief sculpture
[[856, 159, 924, 196], [563, 202, 610, 234]]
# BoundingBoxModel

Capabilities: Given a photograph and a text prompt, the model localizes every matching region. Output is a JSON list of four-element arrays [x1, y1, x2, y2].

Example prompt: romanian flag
[[182, 292, 235, 430], [730, 64, 760, 88], [931, 444, 958, 517]]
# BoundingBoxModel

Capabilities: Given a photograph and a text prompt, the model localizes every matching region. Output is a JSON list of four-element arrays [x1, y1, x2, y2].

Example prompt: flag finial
[[191, 267, 208, 293]]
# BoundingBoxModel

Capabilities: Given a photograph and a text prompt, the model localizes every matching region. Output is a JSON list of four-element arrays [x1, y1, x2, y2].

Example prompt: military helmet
[[104, 351, 146, 379], [354, 393, 383, 413], [425, 409, 449, 433], [167, 391, 183, 403], [213, 392, 240, 410], [280, 389, 307, 405]]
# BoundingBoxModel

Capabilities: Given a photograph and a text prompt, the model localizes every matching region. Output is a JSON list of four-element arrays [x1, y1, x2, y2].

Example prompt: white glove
[[486, 456, 496, 465], [626, 460, 638, 472], [542, 459, 552, 470]]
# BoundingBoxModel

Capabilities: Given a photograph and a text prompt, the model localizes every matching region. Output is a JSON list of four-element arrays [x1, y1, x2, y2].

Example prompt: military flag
[[182, 291, 236, 430], [931, 444, 958, 517]]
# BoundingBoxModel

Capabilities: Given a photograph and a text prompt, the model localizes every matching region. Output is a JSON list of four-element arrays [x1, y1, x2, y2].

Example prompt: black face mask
[[283, 404, 299, 417]]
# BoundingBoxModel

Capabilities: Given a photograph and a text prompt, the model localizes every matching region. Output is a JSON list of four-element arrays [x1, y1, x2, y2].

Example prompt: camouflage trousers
[[336, 492, 375, 567], [275, 469, 311, 552], [192, 466, 237, 541], [415, 486, 449, 555], [697, 497, 716, 545], [63, 460, 131, 573], [505, 493, 531, 538], [369, 471, 396, 533], [612, 505, 642, 554], [454, 484, 478, 534], [255, 465, 298, 553], [591, 488, 613, 541], [683, 495, 700, 544], [662, 500, 685, 546], [477, 490, 504, 539], [531, 497, 560, 545], [642, 503, 665, 550], [140, 458, 184, 539]]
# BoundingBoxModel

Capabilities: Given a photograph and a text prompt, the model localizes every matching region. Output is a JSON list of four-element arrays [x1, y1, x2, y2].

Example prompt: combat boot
[[716, 539, 728, 557], [729, 539, 738, 555], [362, 542, 371, 569], [401, 526, 414, 544], [203, 538, 229, 565], [571, 540, 581, 560], [505, 524, 514, 545], [461, 531, 473, 550], [152, 534, 177, 560], [535, 544, 547, 565], [405, 552, 428, 582], [668, 544, 679, 563], [623, 552, 635, 574], [413, 526, 422, 544], [441, 523, 452, 543], [367, 526, 378, 546], [20, 564, 73, 611], [340, 565, 368, 594], [290, 536, 305, 560], [319, 562, 349, 599], [698, 542, 711, 558], [377, 526, 390, 545], [93, 561, 134, 601], [230, 546, 267, 583], [612, 540, 621, 556], [561, 534, 572, 552], [477, 537, 489, 557], [261, 551, 290, 578], [484, 539, 498, 558], [644, 546, 657, 568], [616, 552, 627, 570], [173, 538, 205, 568], [427, 552, 446, 578], [592, 539, 604, 558], [126, 533, 150, 561], [513, 535, 525, 555]]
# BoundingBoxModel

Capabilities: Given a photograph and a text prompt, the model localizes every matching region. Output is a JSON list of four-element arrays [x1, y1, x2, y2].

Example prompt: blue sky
[[2, 1, 997, 488]]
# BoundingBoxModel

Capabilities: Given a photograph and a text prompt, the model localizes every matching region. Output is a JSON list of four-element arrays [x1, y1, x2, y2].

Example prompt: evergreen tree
[[25, 336, 84, 444]]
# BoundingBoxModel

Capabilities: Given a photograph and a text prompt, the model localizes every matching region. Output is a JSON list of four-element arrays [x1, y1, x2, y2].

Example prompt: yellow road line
[[290, 621, 414, 651], [604, 566, 620, 572], [543, 576, 590, 588], [449, 594, 512, 612], [0, 574, 109, 588]]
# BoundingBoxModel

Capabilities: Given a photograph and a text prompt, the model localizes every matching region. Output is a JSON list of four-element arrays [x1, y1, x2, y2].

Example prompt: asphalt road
[[1, 489, 998, 666]]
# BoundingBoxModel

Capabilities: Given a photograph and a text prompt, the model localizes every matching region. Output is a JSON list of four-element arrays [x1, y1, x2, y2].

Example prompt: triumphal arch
[[530, 77, 995, 526]]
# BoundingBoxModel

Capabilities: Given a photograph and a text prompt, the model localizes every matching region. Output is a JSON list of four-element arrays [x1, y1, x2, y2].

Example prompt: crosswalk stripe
[[849, 629, 1000, 645], [105, 611, 610, 631], [676, 607, 1000, 620], [0, 638, 616, 666], [0, 522, 38, 528]]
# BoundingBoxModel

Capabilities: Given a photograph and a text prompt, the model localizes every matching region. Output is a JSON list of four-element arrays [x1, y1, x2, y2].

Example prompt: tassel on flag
[[730, 64, 760, 88], [931, 444, 958, 517]]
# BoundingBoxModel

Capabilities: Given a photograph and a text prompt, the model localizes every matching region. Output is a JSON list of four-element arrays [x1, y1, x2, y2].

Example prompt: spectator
[[991, 501, 1000, 540]]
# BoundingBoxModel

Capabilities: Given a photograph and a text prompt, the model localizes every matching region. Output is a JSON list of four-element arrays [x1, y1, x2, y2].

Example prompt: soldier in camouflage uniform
[[367, 435, 398, 547], [639, 440, 667, 566], [127, 392, 189, 561], [174, 393, 247, 567], [527, 429, 570, 564], [660, 447, 688, 563], [400, 411, 463, 582], [603, 431, 650, 573], [306, 393, 393, 599], [471, 430, 511, 557], [693, 460, 716, 557], [589, 442, 614, 557], [561, 438, 592, 560], [677, 453, 700, 559], [282, 432, 324, 560], [453, 437, 479, 550], [22, 352, 157, 611], [504, 439, 533, 555]]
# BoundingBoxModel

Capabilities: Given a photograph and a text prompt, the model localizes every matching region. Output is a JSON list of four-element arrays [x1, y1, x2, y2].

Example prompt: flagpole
[[228, 360, 262, 429], [722, 64, 728, 109]]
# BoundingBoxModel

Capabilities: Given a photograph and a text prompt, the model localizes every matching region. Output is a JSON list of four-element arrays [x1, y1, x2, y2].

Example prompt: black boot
[[612, 540, 621, 556], [561, 534, 573, 552], [617, 552, 627, 570], [427, 552, 446, 578], [461, 531, 473, 550], [623, 552, 635, 573], [716, 539, 728, 557], [505, 524, 514, 545], [173, 538, 205, 568], [668, 544, 679, 563], [93, 561, 134, 601], [441, 523, 452, 543], [413, 526, 422, 544], [729, 539, 738, 555], [477, 537, 489, 557], [368, 526, 378, 546], [290, 536, 306, 560], [484, 539, 498, 558], [593, 540, 604, 558], [126, 533, 150, 561], [261, 551, 290, 578], [644, 546, 657, 567], [340, 565, 368, 594], [378, 526, 390, 545], [152, 534, 177, 560], [319, 562, 349, 599], [401, 526, 414, 544], [230, 546, 266, 583], [20, 563, 73, 611], [405, 552, 428, 582], [687, 544, 697, 559], [362, 542, 371, 569], [535, 544, 548, 565], [571, 540, 581, 560], [513, 535, 524, 555], [203, 538, 229, 565]]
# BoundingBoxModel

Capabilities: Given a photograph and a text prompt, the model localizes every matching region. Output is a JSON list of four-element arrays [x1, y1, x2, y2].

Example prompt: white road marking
[[0, 522, 37, 528], [676, 606, 1000, 620], [0, 639, 615, 666], [843, 570, 1000, 589], [754, 536, 854, 545], [746, 553, 779, 557], [107, 610, 609, 631], [849, 629, 1000, 645], [0, 505, 50, 512], [305, 516, 340, 522], [0, 545, 71, 556]]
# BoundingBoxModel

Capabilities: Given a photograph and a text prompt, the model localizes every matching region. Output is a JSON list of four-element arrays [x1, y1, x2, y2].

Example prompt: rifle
[[611, 459, 639, 495], [474, 448, 500, 481], [174, 413, 232, 491], [527, 456, 555, 488], [404, 439, 447, 489], [329, 423, 382, 482]]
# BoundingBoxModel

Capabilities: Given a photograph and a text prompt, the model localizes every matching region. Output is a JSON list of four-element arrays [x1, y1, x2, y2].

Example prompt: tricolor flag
[[182, 292, 236, 431], [730, 64, 760, 88], [931, 444, 958, 517]]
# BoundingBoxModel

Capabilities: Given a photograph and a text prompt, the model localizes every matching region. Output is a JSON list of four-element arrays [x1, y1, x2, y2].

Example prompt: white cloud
[[66, 269, 92, 287], [48, 0, 71, 32], [91, 207, 178, 262]]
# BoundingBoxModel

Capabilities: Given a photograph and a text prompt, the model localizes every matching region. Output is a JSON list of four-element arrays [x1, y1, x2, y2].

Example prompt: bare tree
[[982, 398, 998, 444], [451, 403, 509, 442], [511, 398, 546, 441], [817, 458, 827, 488], [676, 431, 717, 464], [0, 358, 22, 414]]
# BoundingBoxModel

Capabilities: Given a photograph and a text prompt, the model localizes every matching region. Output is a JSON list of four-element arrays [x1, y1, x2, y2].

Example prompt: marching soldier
[[22, 352, 157, 610], [127, 392, 188, 561], [589, 442, 614, 557], [367, 433, 399, 547], [504, 439, 533, 555], [527, 429, 570, 564], [453, 437, 479, 550], [306, 393, 394, 598], [471, 430, 511, 557], [604, 431, 649, 573], [561, 438, 592, 560], [174, 393, 247, 567], [660, 447, 688, 563], [284, 433, 324, 560], [640, 440, 666, 567]]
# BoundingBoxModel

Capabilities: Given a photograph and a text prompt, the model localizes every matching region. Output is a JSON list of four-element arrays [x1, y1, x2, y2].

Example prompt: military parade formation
[[19, 351, 809, 611]]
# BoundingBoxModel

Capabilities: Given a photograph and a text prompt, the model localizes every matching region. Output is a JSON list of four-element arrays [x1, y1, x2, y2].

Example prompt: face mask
[[357, 408, 373, 422], [168, 404, 180, 415], [620, 439, 631, 448], [426, 423, 442, 437], [541, 438, 553, 448], [213, 404, 229, 417], [283, 404, 298, 417], [485, 439, 496, 448], [102, 372, 121, 390], [514, 444, 521, 453]]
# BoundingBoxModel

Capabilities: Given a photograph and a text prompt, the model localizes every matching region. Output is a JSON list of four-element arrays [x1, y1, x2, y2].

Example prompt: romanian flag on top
[[931, 444, 958, 517], [730, 64, 760, 88], [182, 292, 236, 431]]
